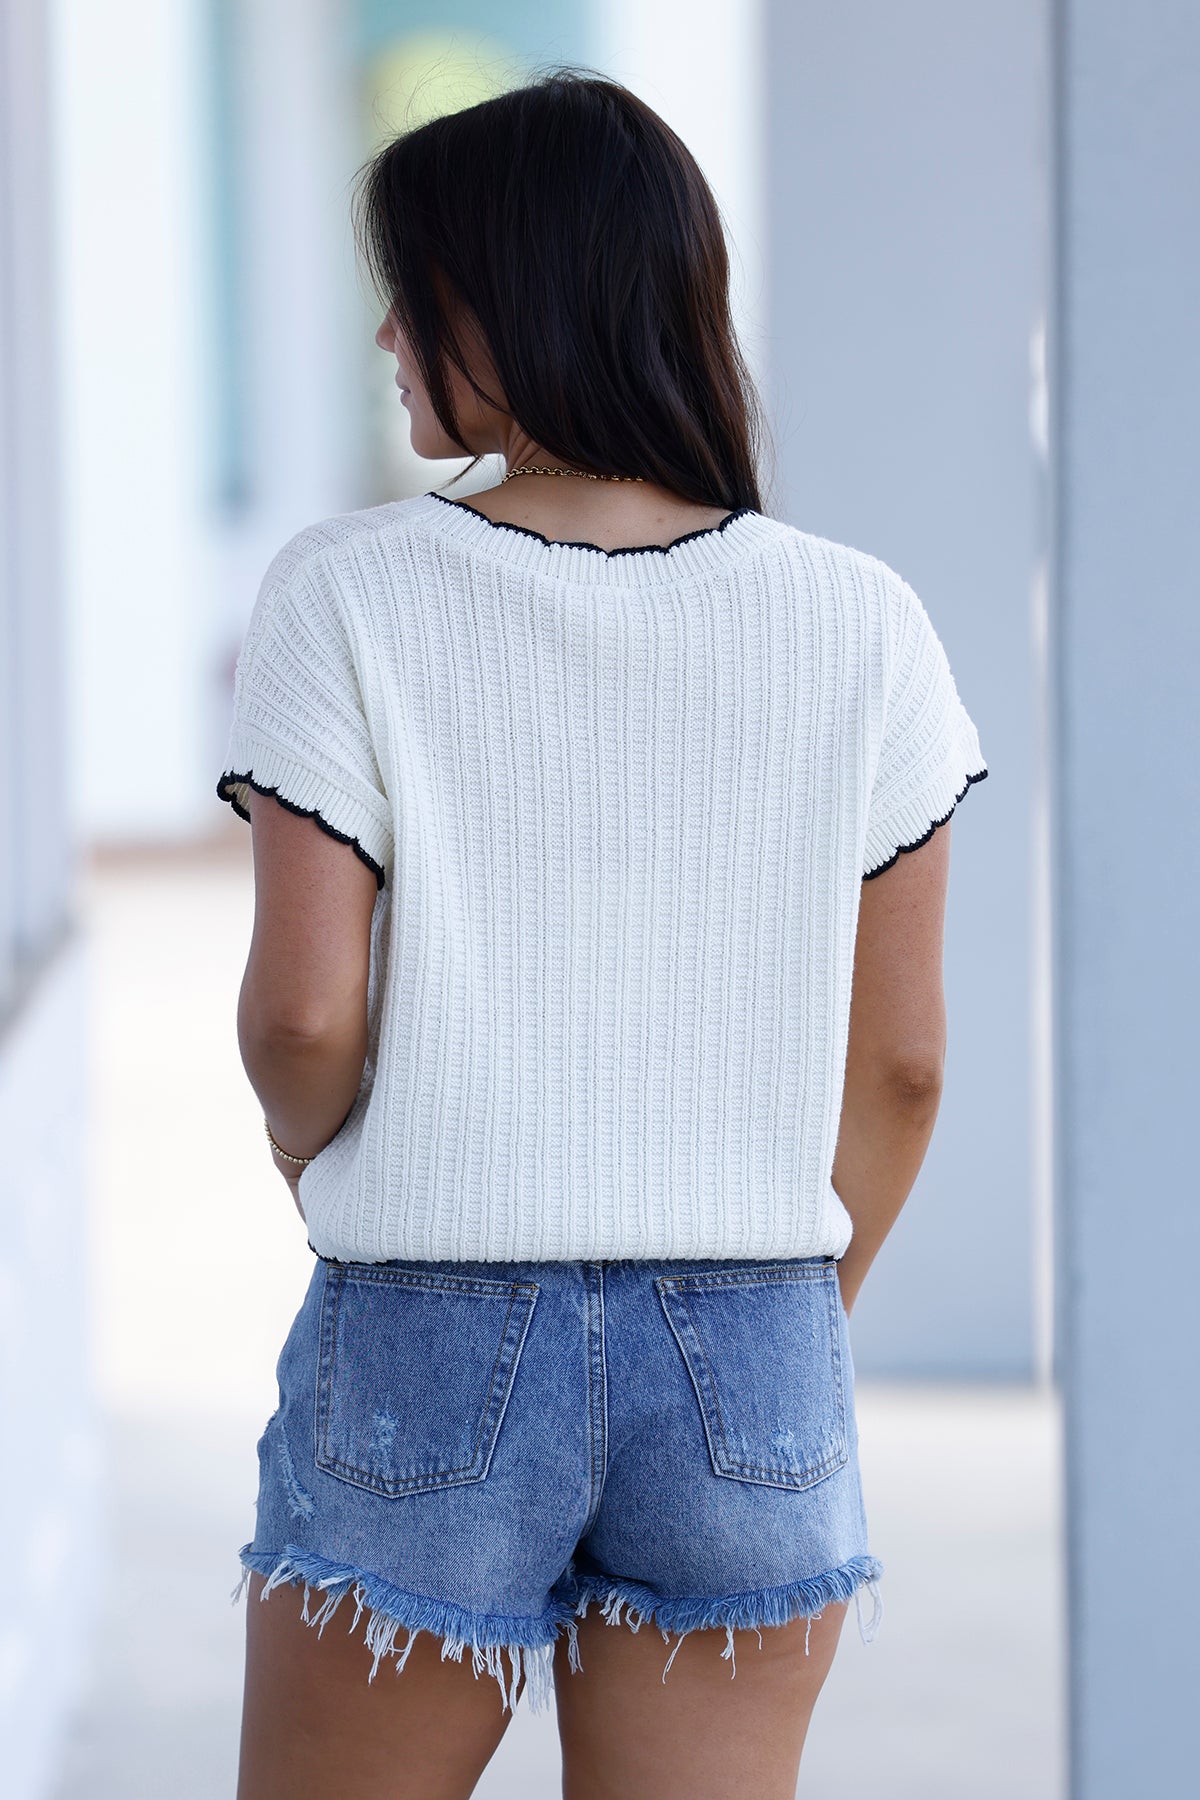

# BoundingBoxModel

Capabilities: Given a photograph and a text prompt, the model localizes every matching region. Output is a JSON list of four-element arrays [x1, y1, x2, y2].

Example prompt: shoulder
[[257, 495, 433, 600], [235, 499, 431, 674], [763, 519, 915, 634]]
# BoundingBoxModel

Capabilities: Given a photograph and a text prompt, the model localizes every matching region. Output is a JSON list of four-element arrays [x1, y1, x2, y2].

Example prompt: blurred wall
[[213, 0, 369, 638], [1050, 1, 1200, 1791], [1, 3, 101, 1795], [56, 0, 219, 847], [765, 0, 1047, 1377]]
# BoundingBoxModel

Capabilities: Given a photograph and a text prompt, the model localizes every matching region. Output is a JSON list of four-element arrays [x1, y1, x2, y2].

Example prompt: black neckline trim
[[424, 489, 758, 559], [216, 770, 386, 890], [862, 768, 989, 881]]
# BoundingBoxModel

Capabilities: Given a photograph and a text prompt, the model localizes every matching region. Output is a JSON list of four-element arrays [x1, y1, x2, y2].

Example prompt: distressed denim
[[232, 1250, 884, 1714]]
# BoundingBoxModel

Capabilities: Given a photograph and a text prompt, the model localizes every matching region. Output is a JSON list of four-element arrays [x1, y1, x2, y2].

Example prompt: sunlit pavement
[[47, 843, 1064, 1799]]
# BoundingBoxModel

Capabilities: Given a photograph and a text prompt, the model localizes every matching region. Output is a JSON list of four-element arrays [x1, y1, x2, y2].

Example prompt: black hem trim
[[425, 489, 758, 559], [216, 770, 386, 890], [305, 1243, 841, 1267], [862, 767, 989, 881]]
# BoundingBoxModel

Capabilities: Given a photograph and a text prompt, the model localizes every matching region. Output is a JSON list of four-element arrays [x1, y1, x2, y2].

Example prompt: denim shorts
[[232, 1250, 884, 1714]]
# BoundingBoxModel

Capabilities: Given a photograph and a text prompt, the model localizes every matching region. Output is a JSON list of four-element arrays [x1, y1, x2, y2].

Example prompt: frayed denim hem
[[569, 1553, 885, 1686], [231, 1543, 577, 1715]]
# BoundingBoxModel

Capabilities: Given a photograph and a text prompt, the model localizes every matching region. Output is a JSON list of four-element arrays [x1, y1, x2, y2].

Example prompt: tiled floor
[[46, 843, 1065, 1797]]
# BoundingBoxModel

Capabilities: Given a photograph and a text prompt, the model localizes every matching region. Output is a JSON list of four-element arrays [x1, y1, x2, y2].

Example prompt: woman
[[218, 68, 987, 1800]]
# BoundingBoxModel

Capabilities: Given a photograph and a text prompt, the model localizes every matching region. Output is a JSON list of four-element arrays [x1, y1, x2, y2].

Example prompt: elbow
[[238, 961, 368, 1051], [237, 984, 353, 1056], [245, 1012, 342, 1051], [880, 1051, 946, 1105]]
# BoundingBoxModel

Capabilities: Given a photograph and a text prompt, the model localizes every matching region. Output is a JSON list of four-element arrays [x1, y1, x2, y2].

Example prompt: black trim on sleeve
[[862, 767, 989, 881], [216, 770, 386, 890]]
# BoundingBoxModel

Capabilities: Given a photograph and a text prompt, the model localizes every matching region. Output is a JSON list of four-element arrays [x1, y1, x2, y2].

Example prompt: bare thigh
[[555, 1598, 850, 1800], [236, 1570, 521, 1800]]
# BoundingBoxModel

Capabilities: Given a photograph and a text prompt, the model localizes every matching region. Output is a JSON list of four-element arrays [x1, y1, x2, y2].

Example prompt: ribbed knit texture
[[218, 491, 988, 1264]]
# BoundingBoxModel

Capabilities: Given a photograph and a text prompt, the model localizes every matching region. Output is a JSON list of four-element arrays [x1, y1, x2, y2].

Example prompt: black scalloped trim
[[426, 489, 757, 559], [216, 770, 386, 889], [862, 767, 989, 880]]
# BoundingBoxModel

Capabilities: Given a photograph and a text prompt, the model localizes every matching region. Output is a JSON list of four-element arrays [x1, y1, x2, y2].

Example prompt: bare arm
[[236, 789, 379, 1215], [831, 823, 952, 1314]]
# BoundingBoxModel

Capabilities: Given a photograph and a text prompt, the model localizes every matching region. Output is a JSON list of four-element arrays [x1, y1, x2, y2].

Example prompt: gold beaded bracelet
[[264, 1115, 315, 1166]]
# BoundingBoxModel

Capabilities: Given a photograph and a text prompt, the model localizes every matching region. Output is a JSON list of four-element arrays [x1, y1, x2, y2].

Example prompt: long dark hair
[[351, 66, 770, 513]]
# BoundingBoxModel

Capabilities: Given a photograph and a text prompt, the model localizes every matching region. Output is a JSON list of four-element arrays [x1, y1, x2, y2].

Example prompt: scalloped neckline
[[424, 489, 758, 560]]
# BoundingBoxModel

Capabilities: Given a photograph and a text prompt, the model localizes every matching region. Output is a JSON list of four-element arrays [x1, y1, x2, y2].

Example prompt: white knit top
[[218, 490, 988, 1264]]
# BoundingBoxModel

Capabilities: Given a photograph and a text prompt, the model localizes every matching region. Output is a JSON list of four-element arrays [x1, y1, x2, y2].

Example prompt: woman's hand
[[268, 1144, 308, 1221]]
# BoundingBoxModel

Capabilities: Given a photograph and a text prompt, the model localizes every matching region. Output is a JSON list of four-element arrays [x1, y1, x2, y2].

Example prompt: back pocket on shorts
[[314, 1263, 539, 1497], [655, 1260, 848, 1492]]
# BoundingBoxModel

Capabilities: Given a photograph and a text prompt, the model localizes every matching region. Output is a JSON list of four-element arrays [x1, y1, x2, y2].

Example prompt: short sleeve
[[216, 542, 394, 889], [862, 579, 988, 879]]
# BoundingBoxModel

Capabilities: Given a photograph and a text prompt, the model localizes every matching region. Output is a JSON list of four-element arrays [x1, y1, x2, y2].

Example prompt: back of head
[[351, 66, 770, 512]]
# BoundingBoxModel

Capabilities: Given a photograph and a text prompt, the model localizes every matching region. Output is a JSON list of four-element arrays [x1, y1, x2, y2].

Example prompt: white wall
[[0, 936, 101, 1800], [55, 0, 372, 848], [1, 3, 100, 1792], [218, 0, 367, 633], [55, 0, 219, 845]]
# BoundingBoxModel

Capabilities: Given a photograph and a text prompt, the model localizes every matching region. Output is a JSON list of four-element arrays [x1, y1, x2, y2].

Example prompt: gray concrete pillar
[[1050, 2, 1200, 1792], [765, 0, 1045, 1376]]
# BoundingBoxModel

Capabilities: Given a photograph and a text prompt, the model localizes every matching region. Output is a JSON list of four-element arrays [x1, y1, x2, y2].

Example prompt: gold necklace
[[501, 463, 645, 484]]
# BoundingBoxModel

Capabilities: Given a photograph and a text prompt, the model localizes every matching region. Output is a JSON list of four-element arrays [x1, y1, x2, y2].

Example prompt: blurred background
[[2, 1, 1194, 1796]]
